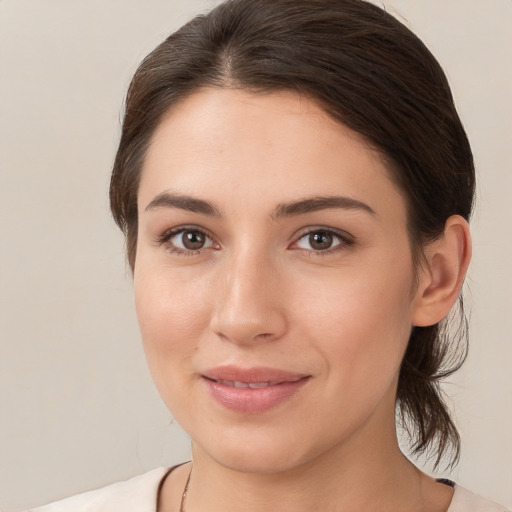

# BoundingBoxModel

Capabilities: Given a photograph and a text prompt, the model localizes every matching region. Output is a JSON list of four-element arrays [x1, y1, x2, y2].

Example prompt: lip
[[201, 366, 310, 414]]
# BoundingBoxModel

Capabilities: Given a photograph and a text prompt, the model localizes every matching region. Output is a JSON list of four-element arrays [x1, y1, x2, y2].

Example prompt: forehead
[[139, 87, 406, 222]]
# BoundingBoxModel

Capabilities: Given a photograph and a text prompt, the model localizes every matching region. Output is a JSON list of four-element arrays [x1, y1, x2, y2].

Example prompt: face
[[135, 88, 423, 474]]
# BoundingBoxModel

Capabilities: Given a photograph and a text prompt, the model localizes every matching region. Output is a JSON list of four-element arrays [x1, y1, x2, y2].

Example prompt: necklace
[[180, 466, 192, 512]]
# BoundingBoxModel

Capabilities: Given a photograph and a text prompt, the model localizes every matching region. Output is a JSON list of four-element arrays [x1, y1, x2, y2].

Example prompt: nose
[[210, 250, 287, 345]]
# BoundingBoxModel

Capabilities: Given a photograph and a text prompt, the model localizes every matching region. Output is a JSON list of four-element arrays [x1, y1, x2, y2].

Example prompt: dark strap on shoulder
[[436, 478, 456, 488]]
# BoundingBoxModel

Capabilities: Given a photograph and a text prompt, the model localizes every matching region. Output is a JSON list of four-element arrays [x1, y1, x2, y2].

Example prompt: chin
[[202, 445, 309, 475], [189, 421, 341, 476]]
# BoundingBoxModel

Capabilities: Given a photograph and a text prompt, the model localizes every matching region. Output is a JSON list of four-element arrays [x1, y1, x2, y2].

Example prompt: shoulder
[[27, 467, 170, 512], [449, 485, 510, 512]]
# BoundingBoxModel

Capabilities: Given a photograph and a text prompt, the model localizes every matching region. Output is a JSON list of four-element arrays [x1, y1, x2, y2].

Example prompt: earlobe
[[412, 215, 472, 327]]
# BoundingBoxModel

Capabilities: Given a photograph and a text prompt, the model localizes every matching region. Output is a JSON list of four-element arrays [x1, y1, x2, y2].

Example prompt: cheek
[[133, 265, 219, 423], [296, 255, 415, 380], [133, 265, 213, 379]]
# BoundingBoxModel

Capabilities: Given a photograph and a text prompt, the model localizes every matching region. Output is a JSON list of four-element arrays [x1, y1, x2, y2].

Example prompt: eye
[[174, 229, 212, 250], [158, 227, 215, 254], [294, 229, 349, 252]]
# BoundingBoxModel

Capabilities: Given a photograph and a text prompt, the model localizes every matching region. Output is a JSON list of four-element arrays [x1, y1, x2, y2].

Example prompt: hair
[[110, 0, 475, 469]]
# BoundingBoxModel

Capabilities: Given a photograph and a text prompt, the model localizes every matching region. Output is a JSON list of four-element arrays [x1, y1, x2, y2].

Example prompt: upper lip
[[202, 365, 309, 385]]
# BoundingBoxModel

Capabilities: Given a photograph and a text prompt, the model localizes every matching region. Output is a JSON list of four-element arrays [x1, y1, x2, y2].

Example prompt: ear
[[412, 215, 472, 327]]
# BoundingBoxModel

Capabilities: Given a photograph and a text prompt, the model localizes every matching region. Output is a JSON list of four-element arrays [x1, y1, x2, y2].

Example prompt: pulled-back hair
[[110, 0, 475, 468]]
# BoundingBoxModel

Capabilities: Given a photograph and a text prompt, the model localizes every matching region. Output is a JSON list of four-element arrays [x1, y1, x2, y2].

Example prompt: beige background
[[1, 1, 511, 510]]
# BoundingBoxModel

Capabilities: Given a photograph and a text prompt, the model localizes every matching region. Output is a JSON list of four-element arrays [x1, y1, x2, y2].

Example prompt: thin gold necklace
[[179, 466, 192, 512]]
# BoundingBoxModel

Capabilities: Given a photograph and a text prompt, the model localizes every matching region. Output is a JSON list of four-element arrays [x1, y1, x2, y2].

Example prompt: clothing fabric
[[28, 466, 509, 512], [28, 467, 169, 512], [448, 487, 510, 512]]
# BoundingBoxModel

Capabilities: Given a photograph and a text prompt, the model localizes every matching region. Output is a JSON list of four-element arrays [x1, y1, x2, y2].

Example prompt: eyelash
[[292, 228, 354, 256], [156, 226, 217, 256], [155, 226, 354, 257]]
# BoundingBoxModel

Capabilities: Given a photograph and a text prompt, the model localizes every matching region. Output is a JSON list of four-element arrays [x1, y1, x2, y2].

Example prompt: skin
[[134, 88, 470, 512]]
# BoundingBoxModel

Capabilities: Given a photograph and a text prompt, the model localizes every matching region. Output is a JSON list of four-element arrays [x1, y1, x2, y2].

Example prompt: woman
[[30, 0, 508, 511]]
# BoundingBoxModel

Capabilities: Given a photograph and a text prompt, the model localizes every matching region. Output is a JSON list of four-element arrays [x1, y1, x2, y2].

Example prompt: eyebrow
[[272, 195, 376, 218], [145, 192, 221, 216], [144, 192, 375, 218]]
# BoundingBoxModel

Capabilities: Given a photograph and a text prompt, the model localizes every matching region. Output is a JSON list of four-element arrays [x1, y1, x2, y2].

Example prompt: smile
[[201, 367, 310, 414], [212, 378, 304, 389]]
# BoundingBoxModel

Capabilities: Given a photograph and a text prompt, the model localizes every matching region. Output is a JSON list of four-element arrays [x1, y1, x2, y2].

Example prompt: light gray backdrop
[[1, 1, 511, 511]]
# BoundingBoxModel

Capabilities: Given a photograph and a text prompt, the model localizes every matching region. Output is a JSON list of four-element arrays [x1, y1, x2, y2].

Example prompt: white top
[[28, 467, 510, 512]]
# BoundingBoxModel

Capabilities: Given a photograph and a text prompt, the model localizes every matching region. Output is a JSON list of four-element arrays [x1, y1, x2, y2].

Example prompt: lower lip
[[203, 377, 310, 414]]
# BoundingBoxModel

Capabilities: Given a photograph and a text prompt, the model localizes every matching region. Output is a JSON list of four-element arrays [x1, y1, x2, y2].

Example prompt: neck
[[183, 417, 441, 512], [187, 452, 418, 512], [167, 387, 453, 512]]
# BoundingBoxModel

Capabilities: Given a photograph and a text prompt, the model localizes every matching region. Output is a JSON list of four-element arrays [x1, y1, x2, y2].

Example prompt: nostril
[[213, 328, 278, 344], [209, 277, 288, 344]]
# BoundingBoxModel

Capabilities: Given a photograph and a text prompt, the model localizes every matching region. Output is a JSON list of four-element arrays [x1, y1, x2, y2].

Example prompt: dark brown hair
[[110, 0, 474, 468]]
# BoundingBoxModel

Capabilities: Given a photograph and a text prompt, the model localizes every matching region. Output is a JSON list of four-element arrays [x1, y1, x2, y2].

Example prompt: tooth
[[248, 382, 269, 389], [214, 379, 297, 389]]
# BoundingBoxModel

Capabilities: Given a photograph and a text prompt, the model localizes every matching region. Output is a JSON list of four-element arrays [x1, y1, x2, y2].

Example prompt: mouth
[[201, 366, 310, 413], [210, 378, 304, 389], [202, 365, 308, 383]]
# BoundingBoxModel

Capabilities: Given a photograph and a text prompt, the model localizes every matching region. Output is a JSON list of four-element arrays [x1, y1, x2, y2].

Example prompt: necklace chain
[[179, 466, 192, 512]]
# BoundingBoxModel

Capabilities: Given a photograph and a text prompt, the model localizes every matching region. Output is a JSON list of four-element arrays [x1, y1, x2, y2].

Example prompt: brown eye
[[309, 231, 333, 250], [167, 229, 214, 252], [181, 230, 206, 250], [294, 229, 348, 252]]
